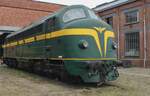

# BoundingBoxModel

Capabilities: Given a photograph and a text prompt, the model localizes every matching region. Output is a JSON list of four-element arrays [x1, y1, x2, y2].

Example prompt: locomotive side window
[[47, 17, 56, 32], [63, 8, 86, 23]]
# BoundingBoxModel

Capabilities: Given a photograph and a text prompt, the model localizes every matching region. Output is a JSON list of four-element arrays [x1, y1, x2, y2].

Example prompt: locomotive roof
[[7, 13, 57, 38], [6, 5, 89, 39]]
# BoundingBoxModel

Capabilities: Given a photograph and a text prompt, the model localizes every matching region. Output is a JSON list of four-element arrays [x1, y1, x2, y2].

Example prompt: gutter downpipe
[[117, 9, 120, 61], [143, 0, 146, 68]]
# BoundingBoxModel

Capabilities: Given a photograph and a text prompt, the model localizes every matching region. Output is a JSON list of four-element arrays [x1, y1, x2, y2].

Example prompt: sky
[[35, 0, 114, 8]]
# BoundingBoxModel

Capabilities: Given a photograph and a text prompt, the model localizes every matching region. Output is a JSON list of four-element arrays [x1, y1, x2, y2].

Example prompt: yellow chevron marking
[[94, 27, 106, 34], [94, 27, 115, 57], [104, 31, 115, 57]]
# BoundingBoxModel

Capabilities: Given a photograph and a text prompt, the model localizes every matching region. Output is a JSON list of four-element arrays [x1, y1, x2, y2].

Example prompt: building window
[[125, 10, 139, 24], [125, 32, 140, 57], [105, 16, 113, 27]]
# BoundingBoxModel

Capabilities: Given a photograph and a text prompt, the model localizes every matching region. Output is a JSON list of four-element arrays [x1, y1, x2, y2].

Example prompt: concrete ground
[[0, 65, 150, 96]]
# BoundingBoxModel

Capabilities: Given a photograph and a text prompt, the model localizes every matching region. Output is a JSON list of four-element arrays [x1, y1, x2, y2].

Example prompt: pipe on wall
[[143, 0, 147, 68]]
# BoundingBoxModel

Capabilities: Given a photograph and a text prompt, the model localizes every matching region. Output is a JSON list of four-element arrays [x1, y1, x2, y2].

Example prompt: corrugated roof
[[94, 0, 136, 12], [0, 26, 21, 34], [0, 26, 21, 32]]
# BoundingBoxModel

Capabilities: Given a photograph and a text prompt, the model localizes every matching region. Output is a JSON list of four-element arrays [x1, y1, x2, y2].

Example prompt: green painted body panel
[[45, 36, 100, 58], [13, 34, 115, 59], [15, 40, 46, 58]]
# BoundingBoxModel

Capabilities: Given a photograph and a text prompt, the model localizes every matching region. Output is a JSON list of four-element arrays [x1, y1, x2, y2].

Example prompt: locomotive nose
[[84, 60, 119, 81]]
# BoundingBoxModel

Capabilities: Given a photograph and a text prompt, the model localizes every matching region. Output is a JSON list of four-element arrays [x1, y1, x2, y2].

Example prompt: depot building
[[94, 0, 150, 68]]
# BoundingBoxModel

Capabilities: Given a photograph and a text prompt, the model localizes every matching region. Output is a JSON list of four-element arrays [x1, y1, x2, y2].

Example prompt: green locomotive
[[2, 5, 119, 84]]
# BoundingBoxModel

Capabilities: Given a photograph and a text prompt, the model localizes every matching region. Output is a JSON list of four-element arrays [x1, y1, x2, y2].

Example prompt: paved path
[[119, 71, 150, 78]]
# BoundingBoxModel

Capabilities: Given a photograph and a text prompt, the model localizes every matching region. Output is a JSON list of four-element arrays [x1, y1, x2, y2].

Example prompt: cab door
[[44, 17, 56, 59]]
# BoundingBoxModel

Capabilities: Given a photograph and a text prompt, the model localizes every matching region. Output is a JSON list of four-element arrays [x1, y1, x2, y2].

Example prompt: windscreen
[[88, 9, 100, 20], [63, 8, 86, 23]]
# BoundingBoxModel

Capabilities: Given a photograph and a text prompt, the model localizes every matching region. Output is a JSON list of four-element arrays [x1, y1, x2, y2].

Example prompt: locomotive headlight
[[112, 41, 118, 49], [79, 40, 89, 49]]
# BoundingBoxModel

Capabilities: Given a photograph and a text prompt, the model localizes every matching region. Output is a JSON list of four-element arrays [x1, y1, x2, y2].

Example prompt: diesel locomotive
[[2, 5, 119, 84]]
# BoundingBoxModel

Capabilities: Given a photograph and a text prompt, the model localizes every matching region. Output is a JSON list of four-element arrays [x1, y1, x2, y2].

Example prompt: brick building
[[0, 0, 64, 28], [0, 0, 64, 57], [94, 0, 150, 68]]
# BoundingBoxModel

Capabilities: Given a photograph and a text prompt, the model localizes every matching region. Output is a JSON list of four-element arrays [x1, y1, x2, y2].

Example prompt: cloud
[[35, 0, 113, 8]]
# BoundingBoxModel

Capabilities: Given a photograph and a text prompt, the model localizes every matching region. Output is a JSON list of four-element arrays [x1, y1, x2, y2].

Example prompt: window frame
[[62, 8, 87, 23], [124, 9, 140, 25], [105, 16, 113, 27], [124, 31, 140, 58], [101, 13, 116, 27], [46, 17, 56, 32]]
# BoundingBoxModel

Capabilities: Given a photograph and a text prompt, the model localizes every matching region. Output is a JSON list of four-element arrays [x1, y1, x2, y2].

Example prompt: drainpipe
[[117, 9, 120, 60], [143, 0, 146, 68]]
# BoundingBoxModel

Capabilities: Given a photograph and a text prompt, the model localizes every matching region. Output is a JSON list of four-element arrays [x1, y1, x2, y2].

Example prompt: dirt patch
[[0, 65, 150, 96]]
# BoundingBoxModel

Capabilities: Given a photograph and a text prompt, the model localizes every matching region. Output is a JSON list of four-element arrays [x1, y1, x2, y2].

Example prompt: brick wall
[[145, 0, 150, 68], [0, 0, 64, 27], [96, 0, 150, 68]]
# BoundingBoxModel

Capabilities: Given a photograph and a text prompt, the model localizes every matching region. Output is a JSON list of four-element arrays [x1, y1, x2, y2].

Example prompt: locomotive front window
[[63, 8, 86, 23]]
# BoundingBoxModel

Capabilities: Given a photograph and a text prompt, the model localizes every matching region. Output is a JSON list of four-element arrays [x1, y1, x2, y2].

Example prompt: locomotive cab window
[[46, 17, 56, 32], [63, 8, 86, 23]]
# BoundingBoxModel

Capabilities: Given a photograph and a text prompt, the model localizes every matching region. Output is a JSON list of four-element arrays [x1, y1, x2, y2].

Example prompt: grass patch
[[0, 65, 150, 96]]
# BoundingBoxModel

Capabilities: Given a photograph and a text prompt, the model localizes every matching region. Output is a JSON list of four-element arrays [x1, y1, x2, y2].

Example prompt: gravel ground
[[0, 65, 150, 96]]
